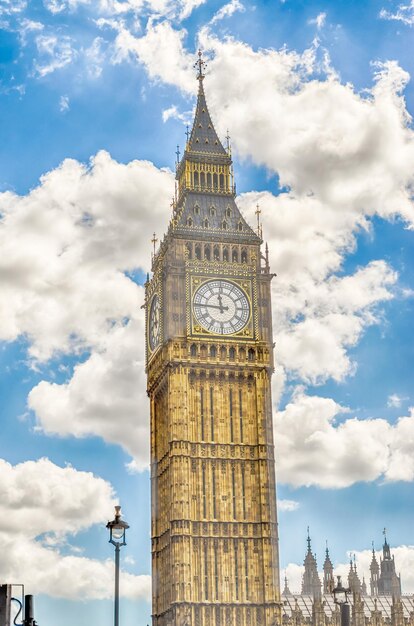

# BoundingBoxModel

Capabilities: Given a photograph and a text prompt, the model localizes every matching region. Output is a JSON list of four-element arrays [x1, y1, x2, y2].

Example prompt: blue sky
[[1, 0, 414, 624]]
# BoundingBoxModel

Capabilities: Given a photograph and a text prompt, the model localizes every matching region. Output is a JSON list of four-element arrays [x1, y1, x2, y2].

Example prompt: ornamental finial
[[194, 49, 207, 82], [151, 232, 158, 257], [255, 203, 262, 238]]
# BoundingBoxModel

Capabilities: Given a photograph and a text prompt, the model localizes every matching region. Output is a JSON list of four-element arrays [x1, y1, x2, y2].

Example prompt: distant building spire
[[323, 542, 334, 594], [302, 528, 321, 598]]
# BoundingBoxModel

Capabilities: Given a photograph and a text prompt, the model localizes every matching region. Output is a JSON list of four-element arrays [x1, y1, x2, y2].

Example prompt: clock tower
[[145, 53, 281, 626]]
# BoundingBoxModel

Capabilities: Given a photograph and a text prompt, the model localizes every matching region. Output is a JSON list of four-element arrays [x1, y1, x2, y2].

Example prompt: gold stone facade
[[145, 55, 281, 626]]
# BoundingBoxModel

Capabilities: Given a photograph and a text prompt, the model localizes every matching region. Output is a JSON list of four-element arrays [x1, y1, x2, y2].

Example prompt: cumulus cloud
[[210, 0, 245, 24], [275, 395, 414, 488], [28, 313, 150, 470], [0, 151, 172, 469], [3, 23, 414, 485], [0, 150, 173, 361], [380, 1, 414, 26], [111, 20, 195, 91], [0, 457, 150, 599]]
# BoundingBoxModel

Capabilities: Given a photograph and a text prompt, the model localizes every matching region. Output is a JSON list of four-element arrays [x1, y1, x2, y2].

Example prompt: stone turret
[[370, 545, 380, 596], [323, 545, 334, 594], [378, 532, 401, 598], [301, 529, 322, 599]]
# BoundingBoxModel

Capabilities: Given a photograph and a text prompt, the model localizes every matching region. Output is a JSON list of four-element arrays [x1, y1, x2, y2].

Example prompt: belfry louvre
[[145, 52, 281, 626]]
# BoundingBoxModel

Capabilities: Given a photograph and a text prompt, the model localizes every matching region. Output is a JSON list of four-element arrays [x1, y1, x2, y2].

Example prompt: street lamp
[[107, 505, 129, 626], [333, 576, 350, 626]]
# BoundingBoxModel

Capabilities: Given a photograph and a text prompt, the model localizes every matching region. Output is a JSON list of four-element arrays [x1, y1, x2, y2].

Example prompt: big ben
[[145, 52, 281, 626]]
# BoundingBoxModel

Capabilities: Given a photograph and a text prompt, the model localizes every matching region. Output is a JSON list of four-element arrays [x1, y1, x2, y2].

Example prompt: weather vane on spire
[[151, 232, 158, 258], [194, 49, 207, 81]]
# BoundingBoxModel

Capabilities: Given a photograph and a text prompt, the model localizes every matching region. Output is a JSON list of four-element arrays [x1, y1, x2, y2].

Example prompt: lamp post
[[333, 576, 350, 626], [107, 505, 129, 626]]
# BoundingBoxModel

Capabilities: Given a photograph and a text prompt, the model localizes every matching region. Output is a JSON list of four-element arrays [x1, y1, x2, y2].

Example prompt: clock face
[[149, 294, 160, 351], [193, 279, 250, 335]]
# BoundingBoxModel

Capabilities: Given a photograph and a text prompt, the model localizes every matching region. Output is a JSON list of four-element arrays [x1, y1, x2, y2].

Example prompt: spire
[[172, 51, 260, 242], [302, 528, 322, 598], [283, 573, 292, 596], [307, 526, 312, 553], [186, 50, 228, 156], [323, 541, 334, 594]]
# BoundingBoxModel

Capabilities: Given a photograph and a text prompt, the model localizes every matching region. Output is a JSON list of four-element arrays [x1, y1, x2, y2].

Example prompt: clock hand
[[217, 292, 224, 313], [202, 304, 229, 311]]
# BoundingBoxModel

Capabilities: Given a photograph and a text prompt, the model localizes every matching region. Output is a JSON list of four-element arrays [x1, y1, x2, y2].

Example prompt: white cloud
[[0, 0, 27, 15], [210, 0, 245, 24], [278, 499, 300, 512], [43, 0, 205, 19], [0, 457, 150, 600], [0, 457, 114, 537], [59, 94, 70, 112], [388, 393, 403, 407], [308, 11, 326, 29], [3, 27, 414, 485], [275, 395, 414, 488], [43, 0, 91, 13], [34, 34, 77, 77], [111, 20, 195, 92], [0, 150, 173, 361], [28, 313, 150, 471], [0, 151, 172, 469], [180, 0, 206, 20], [162, 104, 193, 124], [84, 36, 107, 78], [18, 18, 44, 45], [380, 1, 414, 26]]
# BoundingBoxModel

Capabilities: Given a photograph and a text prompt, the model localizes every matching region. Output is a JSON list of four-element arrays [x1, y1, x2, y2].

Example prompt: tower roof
[[172, 51, 260, 244], [186, 51, 228, 157]]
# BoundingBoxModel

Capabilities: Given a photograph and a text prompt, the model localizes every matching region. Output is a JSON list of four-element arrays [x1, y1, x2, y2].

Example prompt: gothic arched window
[[241, 249, 248, 263]]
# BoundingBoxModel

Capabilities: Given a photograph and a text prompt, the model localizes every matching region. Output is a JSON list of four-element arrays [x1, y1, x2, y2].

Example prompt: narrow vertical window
[[239, 388, 244, 443], [229, 389, 234, 442], [204, 541, 209, 600], [210, 387, 214, 441], [232, 466, 236, 519], [241, 465, 246, 520], [244, 541, 249, 599], [212, 464, 217, 519], [202, 465, 207, 518], [235, 543, 239, 600], [214, 542, 219, 600], [200, 387, 205, 441]]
